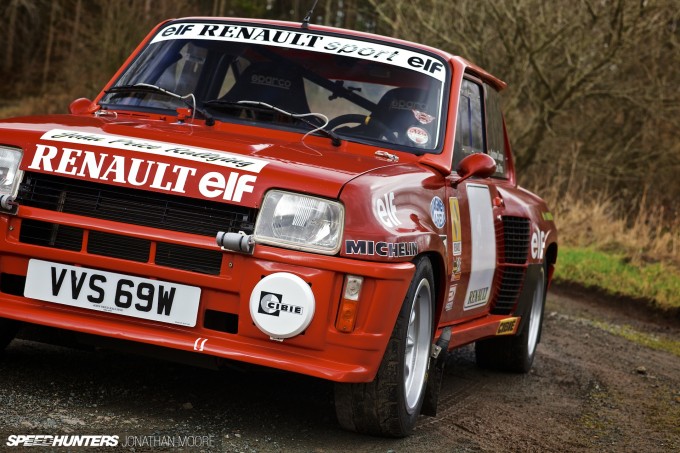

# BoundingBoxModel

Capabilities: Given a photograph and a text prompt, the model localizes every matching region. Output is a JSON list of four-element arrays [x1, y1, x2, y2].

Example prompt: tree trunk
[[5, 0, 18, 72], [42, 0, 59, 93], [68, 0, 82, 64]]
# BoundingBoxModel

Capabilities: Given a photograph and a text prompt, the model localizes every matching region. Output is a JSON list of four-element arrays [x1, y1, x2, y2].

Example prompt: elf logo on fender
[[375, 192, 401, 228], [28, 144, 256, 203], [531, 227, 550, 260]]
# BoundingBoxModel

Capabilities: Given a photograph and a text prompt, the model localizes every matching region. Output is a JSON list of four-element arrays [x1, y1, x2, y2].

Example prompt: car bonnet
[[1, 116, 407, 209]]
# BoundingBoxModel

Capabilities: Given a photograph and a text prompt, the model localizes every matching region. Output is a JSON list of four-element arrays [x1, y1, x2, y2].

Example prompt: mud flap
[[513, 263, 545, 338], [420, 327, 451, 417]]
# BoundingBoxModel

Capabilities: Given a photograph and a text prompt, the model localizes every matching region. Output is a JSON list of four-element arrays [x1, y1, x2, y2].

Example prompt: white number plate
[[24, 259, 200, 327]]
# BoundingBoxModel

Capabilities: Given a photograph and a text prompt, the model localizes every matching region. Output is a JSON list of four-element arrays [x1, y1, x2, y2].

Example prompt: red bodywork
[[0, 18, 557, 383]]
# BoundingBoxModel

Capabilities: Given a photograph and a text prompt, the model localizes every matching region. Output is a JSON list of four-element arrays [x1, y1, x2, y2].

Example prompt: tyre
[[0, 318, 20, 352], [475, 262, 547, 373], [335, 256, 434, 437]]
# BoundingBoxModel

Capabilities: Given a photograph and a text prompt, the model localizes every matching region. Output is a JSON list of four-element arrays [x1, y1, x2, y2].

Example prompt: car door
[[441, 76, 502, 322]]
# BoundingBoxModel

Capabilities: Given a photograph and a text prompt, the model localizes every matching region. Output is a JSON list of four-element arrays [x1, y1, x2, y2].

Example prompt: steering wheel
[[327, 114, 394, 139]]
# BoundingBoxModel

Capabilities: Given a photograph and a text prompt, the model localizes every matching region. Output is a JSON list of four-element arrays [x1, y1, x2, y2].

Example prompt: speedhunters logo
[[6, 435, 119, 447], [258, 292, 303, 316]]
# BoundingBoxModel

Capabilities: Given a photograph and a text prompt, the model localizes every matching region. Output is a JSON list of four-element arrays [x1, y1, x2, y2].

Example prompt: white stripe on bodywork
[[463, 184, 496, 310]]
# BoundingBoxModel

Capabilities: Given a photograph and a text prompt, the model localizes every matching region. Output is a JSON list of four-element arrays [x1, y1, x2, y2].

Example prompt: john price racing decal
[[151, 23, 447, 82], [39, 129, 267, 172], [29, 129, 268, 203]]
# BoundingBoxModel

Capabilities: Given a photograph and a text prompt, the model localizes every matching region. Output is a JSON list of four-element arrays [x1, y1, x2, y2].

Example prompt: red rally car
[[0, 17, 557, 436]]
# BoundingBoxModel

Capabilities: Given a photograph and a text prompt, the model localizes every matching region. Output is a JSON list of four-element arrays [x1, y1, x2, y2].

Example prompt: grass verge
[[553, 246, 680, 311], [588, 320, 680, 357]]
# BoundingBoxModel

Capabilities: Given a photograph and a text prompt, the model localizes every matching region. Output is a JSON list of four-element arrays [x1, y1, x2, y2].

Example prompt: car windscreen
[[100, 21, 450, 153]]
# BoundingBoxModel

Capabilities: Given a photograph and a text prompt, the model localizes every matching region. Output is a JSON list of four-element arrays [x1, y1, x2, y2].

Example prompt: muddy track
[[0, 287, 678, 452]]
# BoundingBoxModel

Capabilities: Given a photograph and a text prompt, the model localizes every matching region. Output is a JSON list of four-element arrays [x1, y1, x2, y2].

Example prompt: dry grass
[[527, 161, 680, 268], [549, 192, 679, 265], [531, 173, 680, 308]]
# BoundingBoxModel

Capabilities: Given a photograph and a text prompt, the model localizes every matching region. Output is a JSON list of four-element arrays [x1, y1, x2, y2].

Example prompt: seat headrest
[[371, 87, 437, 147], [221, 62, 311, 114], [374, 88, 433, 118]]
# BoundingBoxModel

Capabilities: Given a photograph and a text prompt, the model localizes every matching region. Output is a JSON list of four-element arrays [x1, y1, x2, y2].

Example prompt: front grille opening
[[88, 230, 151, 263], [17, 172, 258, 236], [491, 266, 527, 314], [489, 216, 531, 314], [19, 219, 83, 251], [502, 216, 530, 264], [156, 242, 223, 275], [18, 219, 222, 275], [203, 309, 238, 334], [0, 273, 26, 296]]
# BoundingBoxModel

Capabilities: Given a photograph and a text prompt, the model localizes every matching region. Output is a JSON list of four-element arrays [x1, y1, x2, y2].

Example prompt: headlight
[[254, 190, 344, 255], [0, 147, 23, 199]]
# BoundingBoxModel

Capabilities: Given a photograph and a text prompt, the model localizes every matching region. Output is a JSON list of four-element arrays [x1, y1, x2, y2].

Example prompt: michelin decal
[[345, 240, 418, 258]]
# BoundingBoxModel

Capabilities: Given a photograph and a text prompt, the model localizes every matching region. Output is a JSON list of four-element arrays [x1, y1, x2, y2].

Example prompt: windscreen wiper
[[105, 83, 215, 126], [204, 99, 341, 147]]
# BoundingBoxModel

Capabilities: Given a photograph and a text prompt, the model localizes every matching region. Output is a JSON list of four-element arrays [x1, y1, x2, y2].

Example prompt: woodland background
[[1, 0, 679, 304]]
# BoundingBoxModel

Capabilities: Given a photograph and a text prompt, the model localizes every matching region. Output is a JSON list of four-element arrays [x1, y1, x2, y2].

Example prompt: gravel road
[[1, 286, 678, 452]]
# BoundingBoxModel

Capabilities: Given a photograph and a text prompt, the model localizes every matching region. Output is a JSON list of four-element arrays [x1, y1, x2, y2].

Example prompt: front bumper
[[0, 210, 415, 383]]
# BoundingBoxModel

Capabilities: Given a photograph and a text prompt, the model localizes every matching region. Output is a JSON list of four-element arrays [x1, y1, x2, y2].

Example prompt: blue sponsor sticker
[[430, 196, 446, 228]]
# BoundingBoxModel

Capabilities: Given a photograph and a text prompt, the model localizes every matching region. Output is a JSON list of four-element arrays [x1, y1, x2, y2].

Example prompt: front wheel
[[335, 256, 434, 437]]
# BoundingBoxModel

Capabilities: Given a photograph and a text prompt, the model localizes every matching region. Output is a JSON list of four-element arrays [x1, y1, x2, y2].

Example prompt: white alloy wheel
[[526, 266, 546, 358], [404, 278, 433, 413], [334, 256, 435, 437]]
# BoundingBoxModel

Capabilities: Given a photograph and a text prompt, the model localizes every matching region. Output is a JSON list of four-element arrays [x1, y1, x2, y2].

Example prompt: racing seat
[[220, 61, 311, 115], [332, 87, 436, 146], [368, 87, 437, 146]]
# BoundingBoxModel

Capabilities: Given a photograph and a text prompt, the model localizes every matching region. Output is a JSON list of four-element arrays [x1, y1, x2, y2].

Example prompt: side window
[[484, 83, 508, 178], [453, 79, 484, 169]]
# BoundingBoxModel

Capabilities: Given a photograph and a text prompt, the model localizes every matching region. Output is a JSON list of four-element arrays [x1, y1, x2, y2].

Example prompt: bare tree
[[1, 0, 677, 218], [41, 0, 59, 93], [369, 0, 680, 214]]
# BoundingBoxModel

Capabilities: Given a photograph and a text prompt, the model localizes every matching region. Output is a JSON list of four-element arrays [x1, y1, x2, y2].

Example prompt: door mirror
[[452, 153, 496, 188], [69, 98, 96, 115]]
